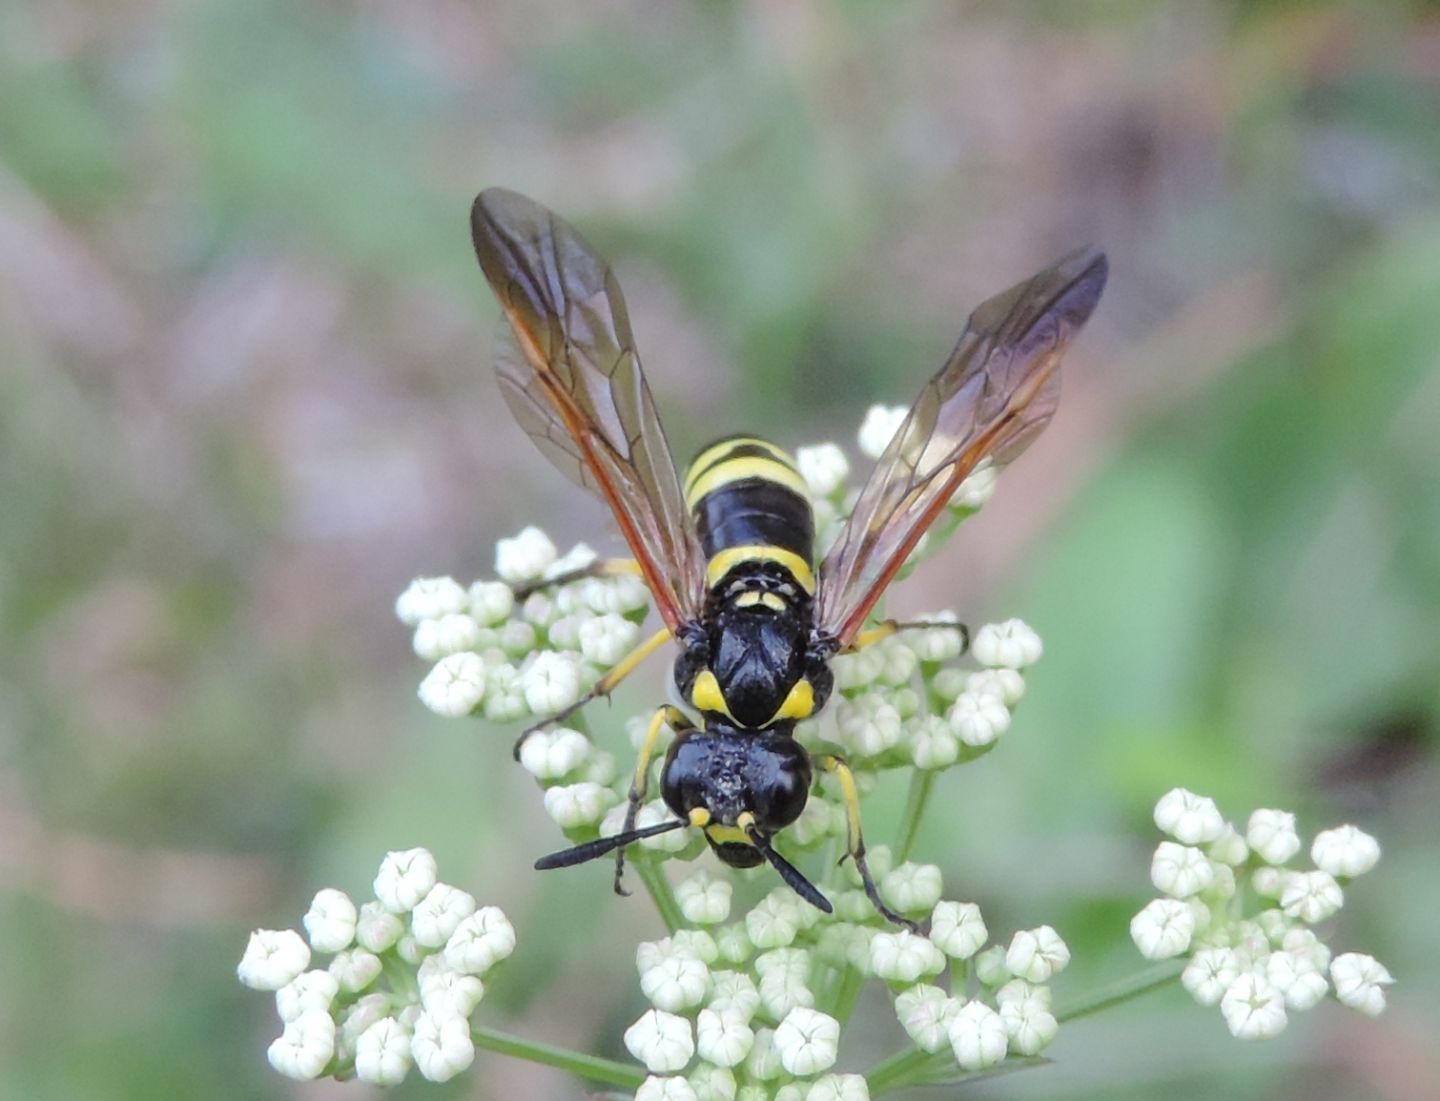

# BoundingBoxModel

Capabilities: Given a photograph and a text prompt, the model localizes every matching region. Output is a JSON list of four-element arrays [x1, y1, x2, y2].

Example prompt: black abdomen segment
[[682, 436, 815, 564]]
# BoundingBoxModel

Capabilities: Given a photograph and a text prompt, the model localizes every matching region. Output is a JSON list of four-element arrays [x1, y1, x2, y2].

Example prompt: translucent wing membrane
[[471, 188, 705, 630], [818, 248, 1109, 646]]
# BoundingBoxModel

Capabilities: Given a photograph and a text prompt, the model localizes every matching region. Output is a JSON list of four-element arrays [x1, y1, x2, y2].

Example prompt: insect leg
[[845, 619, 970, 656], [511, 558, 643, 600], [614, 704, 693, 896], [814, 752, 919, 931], [512, 625, 672, 758]]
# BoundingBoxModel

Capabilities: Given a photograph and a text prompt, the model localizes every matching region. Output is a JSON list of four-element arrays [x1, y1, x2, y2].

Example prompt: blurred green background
[[2, 0, 1437, 1097]]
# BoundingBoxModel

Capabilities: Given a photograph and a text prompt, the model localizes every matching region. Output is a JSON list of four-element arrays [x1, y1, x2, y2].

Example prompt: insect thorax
[[675, 435, 833, 730]]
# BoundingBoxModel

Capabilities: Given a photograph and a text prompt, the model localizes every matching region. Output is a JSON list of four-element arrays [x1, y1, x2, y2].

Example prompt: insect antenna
[[534, 818, 689, 870], [747, 829, 833, 914]]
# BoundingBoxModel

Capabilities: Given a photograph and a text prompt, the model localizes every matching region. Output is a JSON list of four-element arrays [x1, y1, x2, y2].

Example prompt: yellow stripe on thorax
[[704, 545, 815, 594]]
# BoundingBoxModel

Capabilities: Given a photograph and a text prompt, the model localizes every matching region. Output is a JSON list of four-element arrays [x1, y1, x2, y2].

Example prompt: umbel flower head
[[1133, 788, 1392, 1040], [237, 848, 515, 1085]]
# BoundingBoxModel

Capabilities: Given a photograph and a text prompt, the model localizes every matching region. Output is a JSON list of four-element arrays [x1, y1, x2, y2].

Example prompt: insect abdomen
[[683, 436, 815, 587]]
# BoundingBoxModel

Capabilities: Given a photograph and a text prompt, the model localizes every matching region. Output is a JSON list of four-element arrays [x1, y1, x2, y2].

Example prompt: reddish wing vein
[[818, 248, 1109, 646]]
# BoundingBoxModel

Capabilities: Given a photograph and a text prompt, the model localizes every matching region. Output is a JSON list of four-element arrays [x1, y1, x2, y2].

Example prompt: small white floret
[[396, 576, 468, 625], [641, 953, 711, 1013], [973, 945, 1010, 986], [374, 848, 439, 914], [354, 1017, 412, 1086], [707, 969, 761, 1020], [412, 883, 478, 948], [998, 995, 1058, 1056], [329, 948, 383, 993], [696, 1007, 755, 1067], [518, 727, 591, 780], [835, 694, 904, 757], [965, 667, 1025, 706], [1005, 926, 1070, 982], [894, 984, 959, 1054], [947, 1000, 1007, 1070], [1310, 824, 1381, 878], [579, 613, 642, 667], [676, 869, 733, 925], [1220, 974, 1288, 1040], [1181, 946, 1241, 1006], [908, 715, 959, 770], [758, 962, 815, 1019], [910, 614, 967, 663], [746, 892, 804, 950], [1265, 950, 1329, 1011], [625, 1009, 696, 1074], [857, 405, 908, 459], [467, 579, 515, 625], [1246, 808, 1301, 865], [267, 1010, 336, 1080], [302, 888, 357, 954], [413, 613, 483, 661], [871, 929, 946, 984], [929, 900, 987, 959], [881, 862, 943, 915], [1150, 842, 1216, 899], [1130, 898, 1195, 960], [542, 781, 616, 830], [805, 1074, 869, 1101], [444, 906, 516, 974], [495, 526, 558, 585], [947, 690, 1011, 747], [520, 651, 583, 715], [1331, 952, 1393, 1016], [1152, 788, 1226, 844], [774, 1007, 840, 1076], [418, 652, 487, 717], [275, 969, 339, 1022], [796, 443, 850, 498], [637, 1077, 699, 1101], [412, 1010, 476, 1081], [1251, 866, 1287, 899], [238, 928, 311, 991], [1279, 870, 1344, 924], [1208, 824, 1250, 866], [970, 619, 1043, 669], [355, 900, 404, 953], [421, 970, 486, 1018]]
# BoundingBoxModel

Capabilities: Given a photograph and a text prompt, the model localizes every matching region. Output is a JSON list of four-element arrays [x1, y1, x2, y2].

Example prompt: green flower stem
[[827, 966, 867, 1025], [894, 768, 935, 863], [866, 1047, 947, 1095], [633, 856, 684, 934], [471, 1025, 646, 1090], [1055, 961, 1184, 1023]]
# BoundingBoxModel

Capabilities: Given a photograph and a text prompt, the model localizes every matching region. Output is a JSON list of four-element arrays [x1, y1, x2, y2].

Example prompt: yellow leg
[[815, 753, 918, 930], [512, 626, 672, 758], [614, 705, 693, 895], [846, 619, 970, 656], [512, 557, 643, 599]]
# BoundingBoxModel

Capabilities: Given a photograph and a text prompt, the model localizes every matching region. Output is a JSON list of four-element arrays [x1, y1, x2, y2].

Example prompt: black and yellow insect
[[470, 188, 1106, 926]]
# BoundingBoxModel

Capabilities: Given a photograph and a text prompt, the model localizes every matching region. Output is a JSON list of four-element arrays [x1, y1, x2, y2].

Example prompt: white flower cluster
[[398, 530, 651, 723], [1131, 788, 1392, 1040], [624, 864, 1067, 1098], [237, 848, 516, 1085]]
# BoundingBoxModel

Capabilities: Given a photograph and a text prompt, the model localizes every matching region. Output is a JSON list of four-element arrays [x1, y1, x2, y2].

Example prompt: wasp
[[470, 189, 1106, 926]]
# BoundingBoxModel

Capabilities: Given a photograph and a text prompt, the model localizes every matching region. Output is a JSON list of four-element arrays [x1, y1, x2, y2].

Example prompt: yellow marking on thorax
[[684, 455, 809, 509], [772, 677, 815, 722], [705, 545, 815, 594], [691, 669, 736, 721]]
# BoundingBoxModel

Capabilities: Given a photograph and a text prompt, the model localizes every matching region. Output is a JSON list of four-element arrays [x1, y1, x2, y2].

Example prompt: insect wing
[[817, 248, 1108, 646], [471, 188, 705, 630]]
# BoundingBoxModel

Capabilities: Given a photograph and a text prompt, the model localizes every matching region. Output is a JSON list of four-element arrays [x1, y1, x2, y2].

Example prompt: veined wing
[[471, 188, 705, 630], [817, 248, 1108, 646]]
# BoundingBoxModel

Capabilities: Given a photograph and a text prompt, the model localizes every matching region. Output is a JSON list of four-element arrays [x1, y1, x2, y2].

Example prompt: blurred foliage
[[1, 0, 1437, 1098]]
